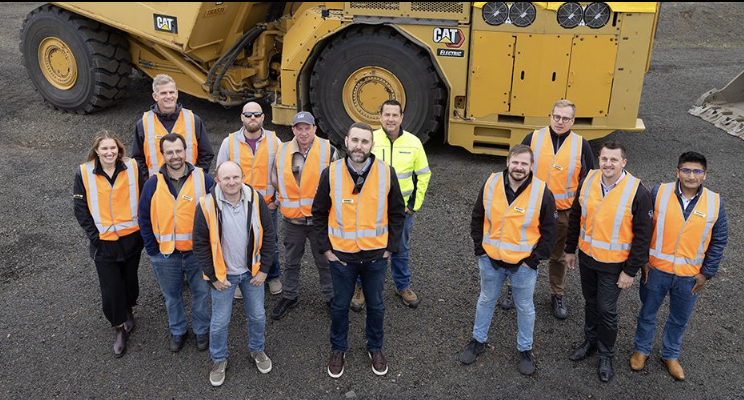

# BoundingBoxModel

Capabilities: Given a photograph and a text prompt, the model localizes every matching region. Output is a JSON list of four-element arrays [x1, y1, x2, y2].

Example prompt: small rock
[[345, 390, 356, 398]]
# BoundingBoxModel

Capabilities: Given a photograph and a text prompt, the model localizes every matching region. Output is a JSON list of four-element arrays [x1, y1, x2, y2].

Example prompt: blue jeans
[[267, 208, 281, 281], [390, 212, 414, 291], [209, 272, 266, 362], [150, 251, 210, 336], [330, 257, 387, 352], [634, 268, 699, 360], [472, 256, 537, 351], [357, 212, 414, 291]]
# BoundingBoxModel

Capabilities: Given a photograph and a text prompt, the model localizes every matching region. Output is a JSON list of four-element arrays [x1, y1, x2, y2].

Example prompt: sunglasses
[[242, 111, 264, 118]]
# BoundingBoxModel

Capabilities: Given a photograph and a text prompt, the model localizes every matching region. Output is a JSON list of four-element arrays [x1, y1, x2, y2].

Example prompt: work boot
[[351, 284, 365, 312], [123, 309, 135, 334], [395, 288, 419, 308], [629, 352, 648, 371], [500, 285, 514, 309], [551, 295, 568, 319], [662, 358, 686, 380]]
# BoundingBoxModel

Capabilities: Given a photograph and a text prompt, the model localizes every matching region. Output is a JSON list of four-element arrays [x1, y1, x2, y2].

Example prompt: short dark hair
[[379, 100, 403, 115], [677, 151, 707, 170], [507, 144, 534, 163], [347, 122, 374, 138], [159, 133, 187, 155], [599, 140, 626, 159]]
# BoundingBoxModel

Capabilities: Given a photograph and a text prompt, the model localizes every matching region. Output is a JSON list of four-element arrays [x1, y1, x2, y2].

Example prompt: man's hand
[[325, 250, 346, 265], [691, 274, 707, 295], [267, 202, 278, 211], [641, 263, 651, 284], [213, 279, 232, 291], [565, 253, 576, 270], [383, 251, 391, 258], [250, 271, 267, 286], [617, 271, 634, 290], [405, 208, 414, 215]]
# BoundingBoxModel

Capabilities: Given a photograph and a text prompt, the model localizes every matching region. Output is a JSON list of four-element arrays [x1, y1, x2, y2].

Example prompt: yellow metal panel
[[510, 34, 572, 116], [566, 35, 618, 117], [467, 32, 514, 118]]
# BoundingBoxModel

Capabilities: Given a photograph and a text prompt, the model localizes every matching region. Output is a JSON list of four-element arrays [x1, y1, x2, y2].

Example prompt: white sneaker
[[233, 287, 243, 300], [209, 360, 227, 387], [251, 351, 272, 374], [268, 278, 283, 295]]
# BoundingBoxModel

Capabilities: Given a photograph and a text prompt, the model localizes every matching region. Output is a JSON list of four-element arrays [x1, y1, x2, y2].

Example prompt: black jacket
[[73, 158, 144, 262], [565, 171, 653, 277], [312, 155, 406, 264], [192, 184, 276, 286], [131, 103, 214, 175], [471, 171, 557, 270]]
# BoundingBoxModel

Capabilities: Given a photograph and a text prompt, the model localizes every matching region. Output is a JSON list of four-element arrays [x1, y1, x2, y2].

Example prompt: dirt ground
[[1, 2, 742, 399]]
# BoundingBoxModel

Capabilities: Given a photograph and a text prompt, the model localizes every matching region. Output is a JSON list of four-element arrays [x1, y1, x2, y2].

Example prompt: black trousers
[[95, 253, 140, 326], [579, 262, 622, 358]]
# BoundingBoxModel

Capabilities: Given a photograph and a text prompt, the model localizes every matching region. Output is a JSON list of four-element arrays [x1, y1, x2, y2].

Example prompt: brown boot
[[113, 325, 127, 358], [395, 288, 419, 308], [662, 358, 685, 380], [351, 284, 365, 312], [629, 352, 648, 371]]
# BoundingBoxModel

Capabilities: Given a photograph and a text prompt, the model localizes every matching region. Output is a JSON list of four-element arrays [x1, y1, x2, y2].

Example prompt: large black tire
[[309, 26, 445, 145], [20, 5, 131, 114]]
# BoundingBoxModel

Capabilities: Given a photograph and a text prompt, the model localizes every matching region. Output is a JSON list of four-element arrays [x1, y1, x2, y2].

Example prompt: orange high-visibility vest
[[482, 173, 546, 264], [199, 188, 263, 281], [150, 168, 206, 254], [80, 158, 140, 241], [142, 108, 197, 177], [530, 127, 583, 210], [227, 129, 279, 204], [328, 159, 391, 253], [276, 138, 331, 218], [649, 183, 720, 276], [578, 170, 640, 263]]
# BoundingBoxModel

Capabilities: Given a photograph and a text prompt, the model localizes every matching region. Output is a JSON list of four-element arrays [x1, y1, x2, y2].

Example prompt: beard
[[244, 121, 262, 133], [348, 149, 371, 164], [508, 169, 527, 182]]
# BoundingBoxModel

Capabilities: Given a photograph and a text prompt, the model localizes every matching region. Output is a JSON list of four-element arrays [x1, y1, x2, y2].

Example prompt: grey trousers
[[281, 219, 334, 301]]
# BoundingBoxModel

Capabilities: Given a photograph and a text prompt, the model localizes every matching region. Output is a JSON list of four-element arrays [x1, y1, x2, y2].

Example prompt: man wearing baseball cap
[[271, 112, 339, 319]]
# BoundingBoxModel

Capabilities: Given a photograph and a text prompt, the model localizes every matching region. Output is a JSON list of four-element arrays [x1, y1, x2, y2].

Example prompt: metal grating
[[411, 2, 464, 13], [349, 2, 400, 10]]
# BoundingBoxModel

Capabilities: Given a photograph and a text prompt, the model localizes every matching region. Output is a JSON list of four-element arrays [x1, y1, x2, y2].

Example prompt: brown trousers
[[548, 209, 570, 296]]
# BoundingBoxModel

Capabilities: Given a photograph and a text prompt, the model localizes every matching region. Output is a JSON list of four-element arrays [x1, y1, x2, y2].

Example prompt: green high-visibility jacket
[[372, 128, 431, 212]]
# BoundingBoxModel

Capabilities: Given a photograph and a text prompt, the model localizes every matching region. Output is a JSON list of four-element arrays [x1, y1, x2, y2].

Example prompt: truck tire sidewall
[[313, 36, 438, 145], [22, 12, 94, 111]]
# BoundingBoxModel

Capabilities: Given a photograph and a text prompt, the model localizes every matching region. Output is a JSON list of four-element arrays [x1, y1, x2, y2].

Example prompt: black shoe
[[271, 297, 299, 320], [169, 332, 187, 352], [518, 350, 536, 375], [459, 339, 486, 364], [500, 286, 514, 309], [598, 357, 614, 382], [196, 333, 209, 351], [113, 326, 127, 358], [569, 340, 597, 361], [552, 295, 568, 320], [123, 309, 135, 334]]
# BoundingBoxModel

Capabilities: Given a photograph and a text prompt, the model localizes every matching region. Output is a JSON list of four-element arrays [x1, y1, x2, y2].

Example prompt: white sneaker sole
[[210, 375, 225, 387], [328, 365, 344, 379], [256, 362, 272, 374], [368, 352, 388, 376]]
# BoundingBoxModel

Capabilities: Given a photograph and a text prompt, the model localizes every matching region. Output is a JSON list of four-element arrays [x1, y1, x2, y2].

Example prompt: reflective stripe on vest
[[228, 129, 278, 204], [328, 159, 390, 252], [578, 170, 640, 263], [531, 128, 582, 209], [276, 138, 330, 218], [151, 168, 205, 254], [81, 158, 140, 240], [649, 183, 719, 276], [199, 189, 263, 281], [482, 173, 545, 263], [144, 109, 196, 176]]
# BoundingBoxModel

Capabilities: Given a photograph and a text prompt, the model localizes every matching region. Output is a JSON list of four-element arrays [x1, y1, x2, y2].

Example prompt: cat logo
[[154, 14, 178, 34], [433, 28, 465, 48]]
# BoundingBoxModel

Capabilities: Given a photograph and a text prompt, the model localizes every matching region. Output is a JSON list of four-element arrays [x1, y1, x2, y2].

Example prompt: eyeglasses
[[242, 111, 263, 118], [679, 168, 705, 175], [552, 114, 574, 123]]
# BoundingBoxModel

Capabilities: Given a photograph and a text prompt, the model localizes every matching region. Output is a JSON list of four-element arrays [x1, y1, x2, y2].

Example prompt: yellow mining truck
[[20, 2, 659, 155]]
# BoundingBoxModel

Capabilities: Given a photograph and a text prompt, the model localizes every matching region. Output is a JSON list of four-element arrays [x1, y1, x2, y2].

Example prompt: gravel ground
[[1, 2, 743, 399]]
